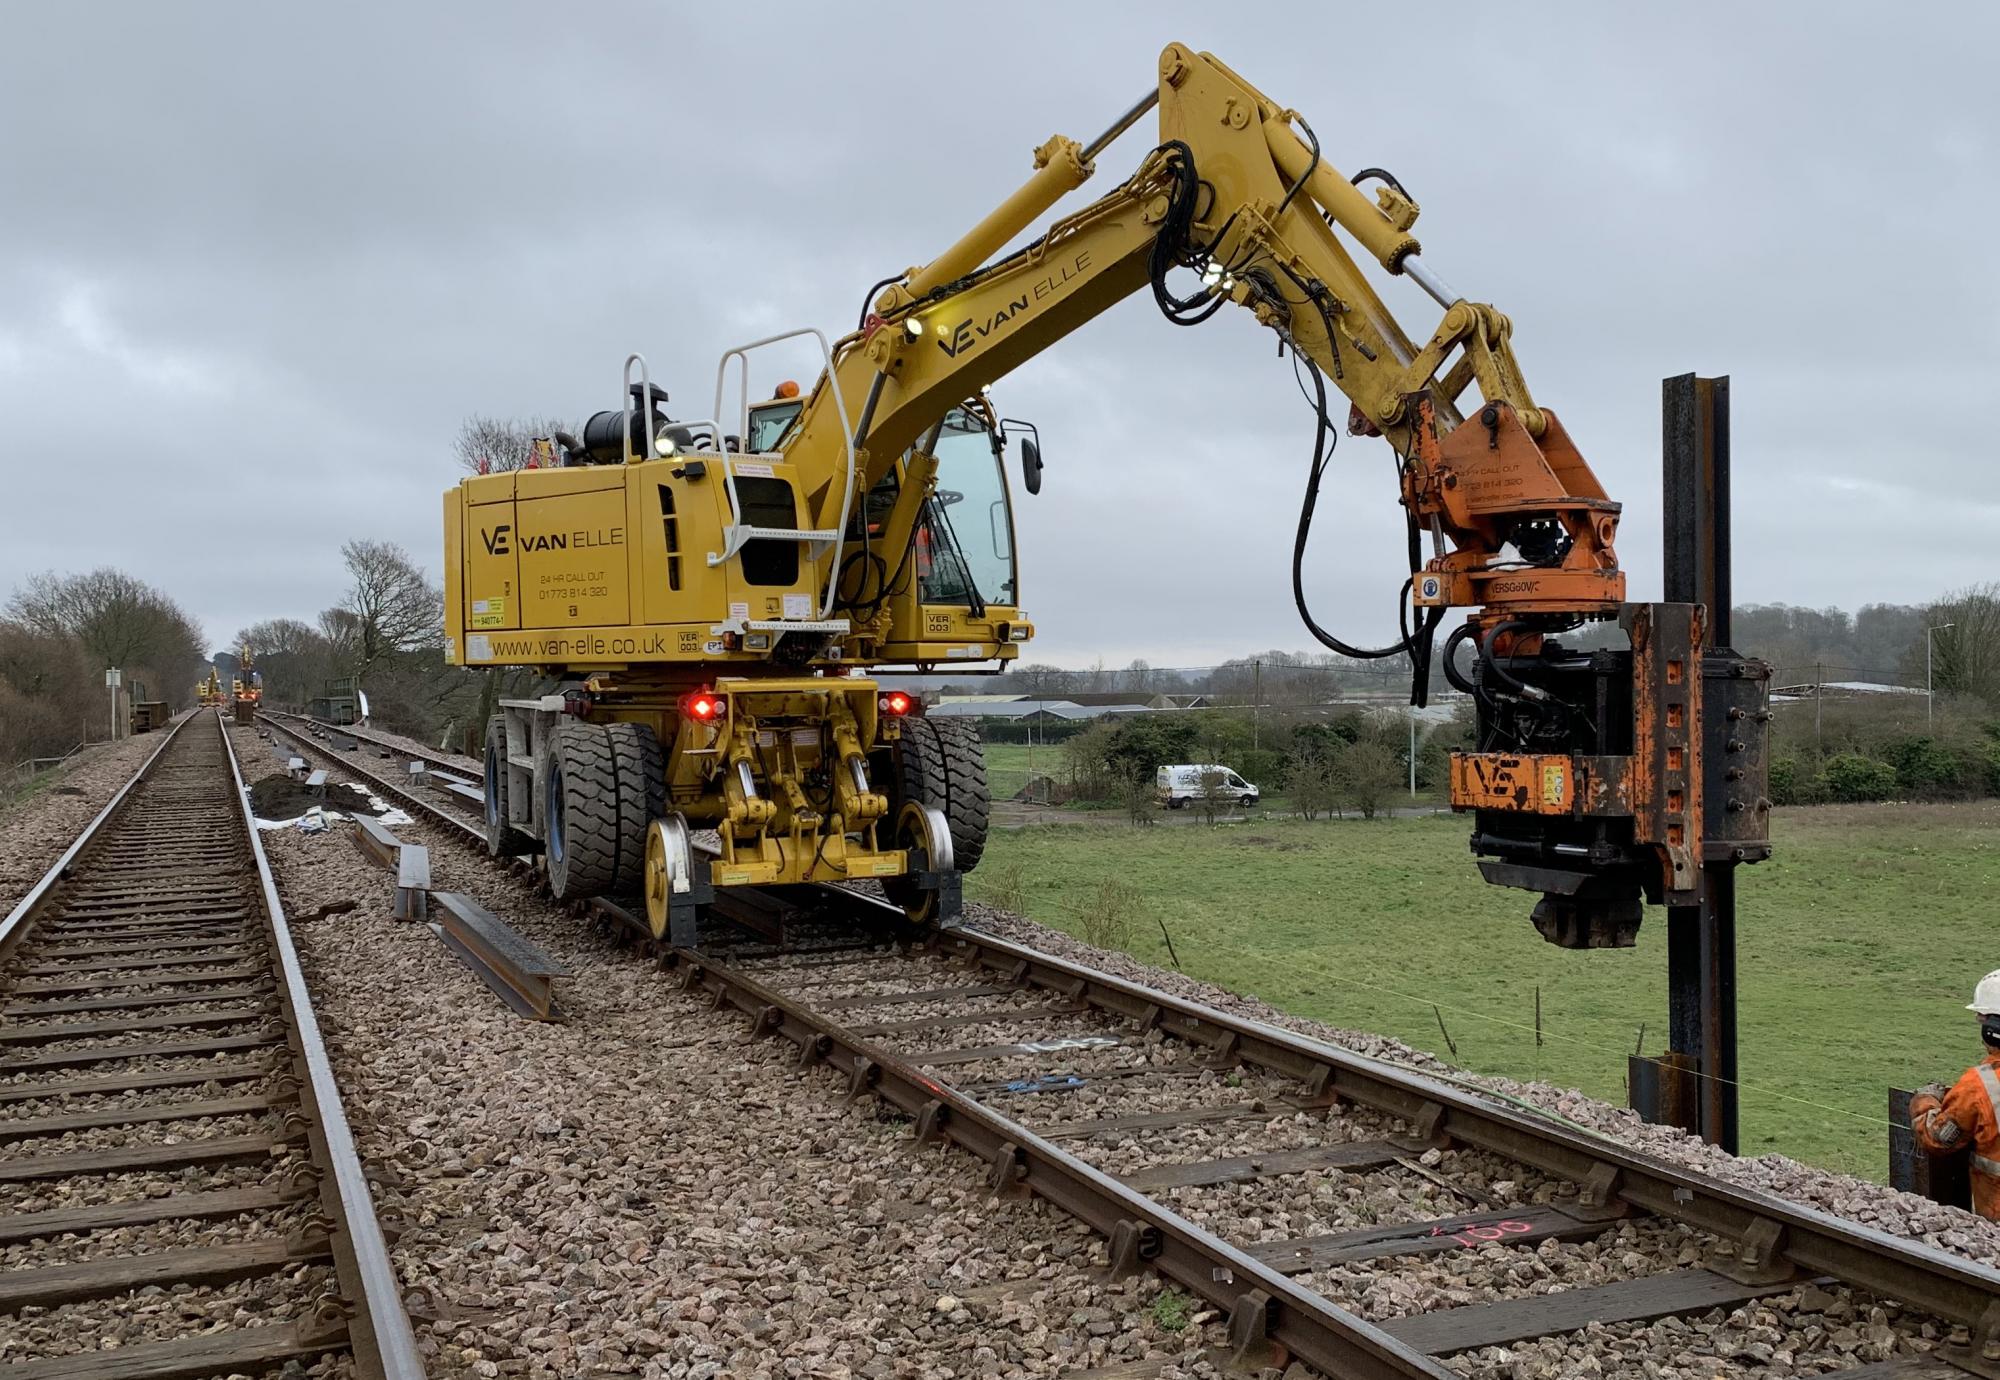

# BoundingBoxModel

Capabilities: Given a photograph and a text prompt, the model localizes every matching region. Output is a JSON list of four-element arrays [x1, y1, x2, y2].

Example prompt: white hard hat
[[1970, 970, 2000, 1015]]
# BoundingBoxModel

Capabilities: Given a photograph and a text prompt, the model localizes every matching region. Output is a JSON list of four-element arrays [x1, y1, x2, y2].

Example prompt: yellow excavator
[[196, 667, 225, 708], [444, 44, 1769, 944]]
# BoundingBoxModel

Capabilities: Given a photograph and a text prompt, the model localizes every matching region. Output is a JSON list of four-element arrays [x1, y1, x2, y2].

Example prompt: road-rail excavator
[[444, 43, 1770, 945]]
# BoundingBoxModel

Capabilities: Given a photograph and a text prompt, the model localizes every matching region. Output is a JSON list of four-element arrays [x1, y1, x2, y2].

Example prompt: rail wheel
[[544, 721, 620, 900], [643, 812, 695, 940], [882, 801, 954, 924], [483, 716, 537, 858], [605, 721, 664, 894], [888, 717, 990, 875]]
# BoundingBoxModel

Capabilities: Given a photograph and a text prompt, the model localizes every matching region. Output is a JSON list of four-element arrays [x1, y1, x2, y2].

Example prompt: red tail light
[[684, 690, 724, 723], [879, 691, 912, 716]]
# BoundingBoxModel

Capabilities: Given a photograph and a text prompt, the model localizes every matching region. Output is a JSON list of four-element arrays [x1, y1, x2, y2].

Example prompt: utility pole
[[1251, 659, 1262, 751], [1926, 622, 1954, 728], [1408, 709, 1418, 799], [1814, 661, 1823, 749], [1027, 696, 1041, 798]]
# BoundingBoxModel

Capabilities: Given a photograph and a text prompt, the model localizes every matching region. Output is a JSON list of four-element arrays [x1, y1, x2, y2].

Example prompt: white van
[[1155, 764, 1260, 809]]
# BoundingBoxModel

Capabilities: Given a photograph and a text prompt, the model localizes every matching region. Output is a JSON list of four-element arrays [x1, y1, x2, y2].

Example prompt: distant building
[[926, 698, 1154, 723], [1770, 679, 1922, 703]]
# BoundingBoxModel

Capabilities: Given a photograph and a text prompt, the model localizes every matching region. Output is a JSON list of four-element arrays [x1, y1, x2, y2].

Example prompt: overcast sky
[[4, 3, 1995, 669]]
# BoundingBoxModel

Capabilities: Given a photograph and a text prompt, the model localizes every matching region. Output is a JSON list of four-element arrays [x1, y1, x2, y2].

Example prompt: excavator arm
[[778, 42, 1623, 643], [764, 42, 1768, 949]]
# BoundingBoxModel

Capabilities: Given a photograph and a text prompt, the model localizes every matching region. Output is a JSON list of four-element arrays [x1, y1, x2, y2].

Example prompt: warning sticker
[[782, 593, 811, 619], [734, 461, 775, 478], [466, 635, 492, 661], [470, 597, 506, 629], [1540, 760, 1568, 808]]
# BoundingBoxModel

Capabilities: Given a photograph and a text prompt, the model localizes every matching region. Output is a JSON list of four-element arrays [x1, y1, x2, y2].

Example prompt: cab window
[[918, 411, 1017, 608], [746, 400, 804, 453]]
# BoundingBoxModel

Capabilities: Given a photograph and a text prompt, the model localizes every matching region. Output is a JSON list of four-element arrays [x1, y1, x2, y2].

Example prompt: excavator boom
[[776, 43, 1622, 631]]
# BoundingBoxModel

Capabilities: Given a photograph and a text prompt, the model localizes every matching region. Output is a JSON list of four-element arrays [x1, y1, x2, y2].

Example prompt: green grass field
[[967, 801, 2000, 1178], [983, 742, 1038, 801]]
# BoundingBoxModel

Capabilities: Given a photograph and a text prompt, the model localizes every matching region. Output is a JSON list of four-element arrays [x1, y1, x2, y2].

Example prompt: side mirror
[[1019, 436, 1043, 496], [1001, 417, 1044, 496]]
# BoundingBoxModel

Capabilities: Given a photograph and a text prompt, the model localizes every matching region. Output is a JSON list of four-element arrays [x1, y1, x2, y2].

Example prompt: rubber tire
[[604, 721, 665, 895], [545, 721, 621, 900], [892, 716, 990, 874], [483, 716, 537, 858]]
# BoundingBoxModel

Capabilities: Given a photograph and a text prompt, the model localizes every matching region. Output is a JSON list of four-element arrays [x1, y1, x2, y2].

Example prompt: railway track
[[261, 709, 2000, 1377], [260, 713, 486, 837], [0, 711, 424, 1379]]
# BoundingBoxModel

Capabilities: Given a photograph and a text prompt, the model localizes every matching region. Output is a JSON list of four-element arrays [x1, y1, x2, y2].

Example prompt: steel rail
[[0, 710, 195, 958], [218, 712, 429, 1378], [660, 926, 1450, 1380], [266, 710, 474, 778]]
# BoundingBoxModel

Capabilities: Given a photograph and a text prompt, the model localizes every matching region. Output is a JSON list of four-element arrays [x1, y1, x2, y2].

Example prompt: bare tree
[[237, 617, 335, 708], [1012, 663, 1080, 698], [0, 618, 97, 760], [1285, 746, 1338, 821], [1118, 773, 1157, 825], [7, 569, 203, 675], [5, 568, 205, 712], [1916, 583, 2000, 706], [338, 540, 440, 679], [238, 617, 322, 662], [1194, 765, 1235, 825], [1336, 741, 1401, 820], [316, 606, 362, 663], [454, 414, 575, 474]]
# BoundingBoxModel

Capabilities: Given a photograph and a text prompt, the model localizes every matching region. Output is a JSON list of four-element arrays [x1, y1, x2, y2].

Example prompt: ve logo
[[481, 524, 512, 556]]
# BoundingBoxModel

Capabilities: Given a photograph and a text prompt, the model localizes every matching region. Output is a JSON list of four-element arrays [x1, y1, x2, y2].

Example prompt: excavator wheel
[[604, 721, 665, 894], [482, 716, 538, 858], [544, 721, 621, 900], [888, 716, 990, 874]]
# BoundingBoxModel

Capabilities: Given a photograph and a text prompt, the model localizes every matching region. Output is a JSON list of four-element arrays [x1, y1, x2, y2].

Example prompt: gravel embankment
[[219, 723, 1994, 1379], [233, 728, 1240, 1379], [0, 728, 170, 902], [329, 718, 481, 774]]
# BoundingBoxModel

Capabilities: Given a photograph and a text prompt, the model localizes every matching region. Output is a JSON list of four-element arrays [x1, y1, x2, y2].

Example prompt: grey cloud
[[3, 1, 1994, 665]]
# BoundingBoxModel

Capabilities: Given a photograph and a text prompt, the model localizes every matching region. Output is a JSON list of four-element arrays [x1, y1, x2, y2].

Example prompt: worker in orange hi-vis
[[1910, 969, 2000, 1221]]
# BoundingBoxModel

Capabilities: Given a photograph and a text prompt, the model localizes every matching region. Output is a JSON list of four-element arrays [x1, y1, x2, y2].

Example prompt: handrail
[[711, 327, 857, 618], [619, 353, 663, 465]]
